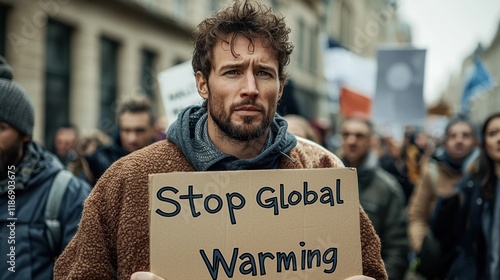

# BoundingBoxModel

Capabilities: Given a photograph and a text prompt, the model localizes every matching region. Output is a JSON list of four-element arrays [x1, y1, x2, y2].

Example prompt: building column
[[5, 0, 47, 143]]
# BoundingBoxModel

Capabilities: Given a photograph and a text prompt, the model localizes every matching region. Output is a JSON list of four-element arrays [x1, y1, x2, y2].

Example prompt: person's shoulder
[[288, 137, 344, 168], [129, 139, 183, 162], [374, 167, 406, 198], [108, 140, 190, 174], [67, 171, 91, 190], [375, 167, 399, 185], [86, 143, 113, 163]]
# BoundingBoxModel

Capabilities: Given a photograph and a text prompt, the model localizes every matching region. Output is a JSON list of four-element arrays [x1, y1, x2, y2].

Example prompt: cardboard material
[[149, 168, 362, 280]]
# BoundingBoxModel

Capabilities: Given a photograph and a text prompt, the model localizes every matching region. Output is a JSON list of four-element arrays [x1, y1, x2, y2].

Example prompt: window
[[44, 19, 72, 150], [140, 49, 157, 101], [100, 37, 119, 134], [0, 5, 8, 57]]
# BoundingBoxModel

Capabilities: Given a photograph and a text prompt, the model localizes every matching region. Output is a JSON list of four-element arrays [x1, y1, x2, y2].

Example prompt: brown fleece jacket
[[54, 138, 387, 280]]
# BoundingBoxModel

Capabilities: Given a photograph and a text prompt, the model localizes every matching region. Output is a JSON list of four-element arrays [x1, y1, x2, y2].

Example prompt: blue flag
[[461, 58, 494, 112]]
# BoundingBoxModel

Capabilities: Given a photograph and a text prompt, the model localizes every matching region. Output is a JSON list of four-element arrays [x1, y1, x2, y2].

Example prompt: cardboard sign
[[149, 168, 362, 280], [158, 59, 203, 127]]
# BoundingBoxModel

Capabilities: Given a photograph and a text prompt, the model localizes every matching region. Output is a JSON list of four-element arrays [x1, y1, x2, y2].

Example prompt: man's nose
[[241, 72, 259, 97], [346, 134, 358, 144], [126, 131, 138, 143]]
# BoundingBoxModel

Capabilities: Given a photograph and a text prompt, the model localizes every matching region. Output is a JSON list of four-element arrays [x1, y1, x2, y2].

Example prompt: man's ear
[[278, 80, 285, 101], [196, 71, 209, 100]]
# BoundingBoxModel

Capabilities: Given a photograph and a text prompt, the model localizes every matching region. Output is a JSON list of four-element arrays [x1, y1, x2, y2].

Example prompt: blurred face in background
[[119, 112, 155, 153], [341, 119, 372, 167], [55, 127, 77, 160], [444, 122, 477, 161], [484, 116, 500, 164]]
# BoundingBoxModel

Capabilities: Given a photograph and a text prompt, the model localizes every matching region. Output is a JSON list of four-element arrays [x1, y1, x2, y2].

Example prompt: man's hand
[[130, 272, 165, 280]]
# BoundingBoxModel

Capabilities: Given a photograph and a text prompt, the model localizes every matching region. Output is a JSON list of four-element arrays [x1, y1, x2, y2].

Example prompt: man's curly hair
[[192, 0, 293, 81]]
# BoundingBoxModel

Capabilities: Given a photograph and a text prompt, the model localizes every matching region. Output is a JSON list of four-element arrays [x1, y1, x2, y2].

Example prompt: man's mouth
[[234, 105, 261, 116]]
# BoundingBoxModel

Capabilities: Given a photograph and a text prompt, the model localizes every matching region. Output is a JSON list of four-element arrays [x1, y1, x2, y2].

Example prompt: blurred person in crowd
[[67, 129, 112, 185], [54, 124, 93, 183], [54, 124, 78, 166], [378, 135, 417, 206], [340, 117, 409, 280], [0, 56, 91, 280], [284, 114, 321, 143], [404, 128, 434, 190], [407, 114, 479, 278], [53, 1, 387, 279], [309, 117, 329, 147], [78, 129, 112, 157], [431, 112, 500, 280], [378, 131, 426, 207], [86, 94, 156, 184]]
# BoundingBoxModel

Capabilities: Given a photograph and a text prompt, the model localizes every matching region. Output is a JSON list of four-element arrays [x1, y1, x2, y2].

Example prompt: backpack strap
[[45, 169, 72, 254]]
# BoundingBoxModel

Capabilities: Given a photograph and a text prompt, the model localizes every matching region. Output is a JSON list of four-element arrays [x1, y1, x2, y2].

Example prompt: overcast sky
[[398, 0, 500, 105]]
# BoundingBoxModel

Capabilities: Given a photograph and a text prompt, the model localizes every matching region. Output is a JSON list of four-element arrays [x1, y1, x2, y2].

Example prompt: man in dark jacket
[[0, 56, 91, 280], [87, 96, 156, 183], [340, 117, 409, 280], [86, 95, 156, 185]]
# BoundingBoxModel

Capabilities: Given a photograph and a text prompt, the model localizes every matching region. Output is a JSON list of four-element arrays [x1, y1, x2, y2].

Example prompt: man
[[407, 114, 479, 278], [54, 124, 79, 166], [340, 117, 409, 280], [0, 56, 91, 279], [86, 94, 156, 184], [54, 1, 387, 279]]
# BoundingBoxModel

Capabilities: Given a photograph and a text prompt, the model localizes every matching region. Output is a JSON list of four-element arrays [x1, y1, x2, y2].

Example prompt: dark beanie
[[0, 56, 34, 136]]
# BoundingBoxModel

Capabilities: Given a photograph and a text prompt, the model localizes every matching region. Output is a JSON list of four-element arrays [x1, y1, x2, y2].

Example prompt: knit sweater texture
[[54, 138, 387, 279]]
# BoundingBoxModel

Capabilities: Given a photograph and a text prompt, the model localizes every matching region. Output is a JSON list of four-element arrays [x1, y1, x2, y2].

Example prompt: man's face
[[341, 119, 371, 167], [55, 128, 77, 159], [196, 35, 284, 142], [444, 122, 477, 161], [119, 112, 155, 153], [0, 122, 27, 178]]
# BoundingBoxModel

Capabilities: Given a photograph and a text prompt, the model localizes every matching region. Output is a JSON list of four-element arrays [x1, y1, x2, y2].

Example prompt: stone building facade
[[0, 0, 408, 146]]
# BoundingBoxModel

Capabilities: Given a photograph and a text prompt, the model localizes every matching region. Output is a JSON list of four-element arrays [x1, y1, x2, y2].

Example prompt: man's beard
[[207, 88, 274, 142], [0, 137, 24, 179]]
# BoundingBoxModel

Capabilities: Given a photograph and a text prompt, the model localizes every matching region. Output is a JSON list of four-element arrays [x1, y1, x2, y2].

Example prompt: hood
[[167, 105, 297, 171]]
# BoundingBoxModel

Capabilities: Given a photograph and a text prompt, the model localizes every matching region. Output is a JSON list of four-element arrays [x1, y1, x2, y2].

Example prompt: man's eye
[[257, 71, 271, 77], [225, 70, 238, 75]]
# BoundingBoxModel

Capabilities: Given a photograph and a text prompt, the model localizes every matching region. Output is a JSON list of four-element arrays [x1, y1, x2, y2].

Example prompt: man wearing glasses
[[340, 117, 409, 280]]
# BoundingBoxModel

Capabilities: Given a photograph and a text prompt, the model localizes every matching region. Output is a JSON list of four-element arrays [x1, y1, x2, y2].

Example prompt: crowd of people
[[1, 1, 499, 280]]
